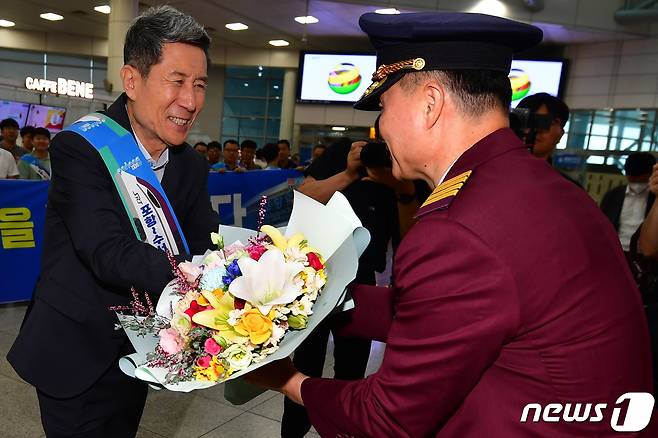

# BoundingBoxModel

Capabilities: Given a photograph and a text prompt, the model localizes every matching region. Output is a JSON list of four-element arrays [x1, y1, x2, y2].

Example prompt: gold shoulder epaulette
[[421, 170, 472, 209]]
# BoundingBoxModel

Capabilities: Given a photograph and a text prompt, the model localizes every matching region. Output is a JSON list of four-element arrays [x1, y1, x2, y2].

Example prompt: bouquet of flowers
[[117, 190, 370, 392]]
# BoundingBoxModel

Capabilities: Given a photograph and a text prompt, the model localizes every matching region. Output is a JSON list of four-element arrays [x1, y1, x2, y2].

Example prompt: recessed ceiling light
[[332, 126, 347, 131], [269, 39, 289, 47], [93, 5, 111, 14], [294, 15, 319, 24], [375, 8, 400, 14], [225, 22, 248, 31], [0, 19, 15, 27], [244, 82, 249, 87], [40, 13, 64, 21], [469, 0, 507, 17], [273, 85, 279, 89]]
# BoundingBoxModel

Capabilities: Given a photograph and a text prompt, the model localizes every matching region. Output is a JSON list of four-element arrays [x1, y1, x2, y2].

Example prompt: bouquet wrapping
[[117, 190, 370, 394]]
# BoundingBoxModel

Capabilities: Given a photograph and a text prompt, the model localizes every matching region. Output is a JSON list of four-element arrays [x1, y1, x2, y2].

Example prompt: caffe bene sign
[[25, 76, 94, 100]]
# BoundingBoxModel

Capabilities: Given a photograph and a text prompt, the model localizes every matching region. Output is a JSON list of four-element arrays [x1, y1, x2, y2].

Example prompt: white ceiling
[[0, 0, 648, 53]]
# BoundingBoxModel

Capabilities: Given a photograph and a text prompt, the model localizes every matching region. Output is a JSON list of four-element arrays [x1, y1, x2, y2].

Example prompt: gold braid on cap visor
[[363, 57, 425, 97]]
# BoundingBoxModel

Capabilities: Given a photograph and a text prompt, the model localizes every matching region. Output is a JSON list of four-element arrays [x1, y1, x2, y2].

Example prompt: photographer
[[281, 136, 417, 438], [516, 92, 569, 161]]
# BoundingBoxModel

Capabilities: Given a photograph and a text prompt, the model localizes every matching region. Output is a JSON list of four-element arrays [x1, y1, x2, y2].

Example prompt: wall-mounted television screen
[[0, 100, 31, 128], [297, 52, 566, 107], [26, 104, 67, 133], [509, 59, 566, 108], [298, 52, 377, 104]]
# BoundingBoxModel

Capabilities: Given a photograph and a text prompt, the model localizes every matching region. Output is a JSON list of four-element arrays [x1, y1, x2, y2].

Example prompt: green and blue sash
[[64, 113, 189, 256], [20, 154, 50, 180]]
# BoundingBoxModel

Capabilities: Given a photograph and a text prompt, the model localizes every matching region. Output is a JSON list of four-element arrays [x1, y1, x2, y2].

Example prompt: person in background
[[18, 127, 51, 180], [207, 140, 222, 167], [213, 139, 244, 172], [262, 142, 280, 169], [1, 118, 27, 160], [277, 139, 297, 169], [0, 146, 19, 179], [193, 141, 208, 158], [291, 153, 302, 168], [311, 144, 326, 162], [516, 92, 569, 162], [254, 147, 267, 169], [601, 152, 656, 257], [240, 139, 260, 170], [20, 125, 35, 153]]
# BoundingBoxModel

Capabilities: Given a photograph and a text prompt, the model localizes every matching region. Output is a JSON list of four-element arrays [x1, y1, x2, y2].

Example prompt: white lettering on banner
[[210, 194, 247, 227], [520, 392, 654, 432], [25, 76, 94, 99]]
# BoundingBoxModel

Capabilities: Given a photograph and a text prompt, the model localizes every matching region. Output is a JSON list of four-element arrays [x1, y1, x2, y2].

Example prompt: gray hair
[[124, 5, 211, 77], [400, 70, 512, 118]]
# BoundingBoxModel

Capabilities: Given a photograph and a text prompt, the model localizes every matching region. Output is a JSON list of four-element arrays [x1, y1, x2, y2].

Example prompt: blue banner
[[0, 180, 49, 303], [0, 169, 303, 304]]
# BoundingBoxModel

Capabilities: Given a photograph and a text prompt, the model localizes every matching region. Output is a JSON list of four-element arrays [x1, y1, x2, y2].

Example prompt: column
[[107, 0, 138, 96], [279, 68, 297, 144]]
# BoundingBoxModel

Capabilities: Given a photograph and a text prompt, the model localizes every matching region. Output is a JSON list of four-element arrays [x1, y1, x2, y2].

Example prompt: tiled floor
[[0, 303, 385, 438]]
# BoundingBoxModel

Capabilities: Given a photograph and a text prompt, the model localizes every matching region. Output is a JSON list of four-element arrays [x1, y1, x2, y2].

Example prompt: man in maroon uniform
[[249, 11, 654, 437]]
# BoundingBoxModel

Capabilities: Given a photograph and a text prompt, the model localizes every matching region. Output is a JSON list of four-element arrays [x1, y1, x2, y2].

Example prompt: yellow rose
[[234, 308, 273, 345]]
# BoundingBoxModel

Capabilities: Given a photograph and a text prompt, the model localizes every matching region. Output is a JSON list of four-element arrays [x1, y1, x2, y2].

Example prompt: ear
[[120, 65, 140, 100], [423, 80, 444, 129]]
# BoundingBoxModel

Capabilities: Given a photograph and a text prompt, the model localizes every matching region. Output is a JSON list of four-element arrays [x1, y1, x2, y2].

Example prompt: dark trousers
[[36, 359, 148, 438], [281, 315, 371, 438]]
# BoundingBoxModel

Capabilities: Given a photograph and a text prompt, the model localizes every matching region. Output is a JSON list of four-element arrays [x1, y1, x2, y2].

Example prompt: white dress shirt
[[619, 184, 649, 251]]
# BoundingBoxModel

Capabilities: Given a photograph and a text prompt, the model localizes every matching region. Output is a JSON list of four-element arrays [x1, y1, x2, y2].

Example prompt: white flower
[[290, 295, 314, 316], [303, 267, 326, 295], [284, 245, 308, 263], [221, 344, 253, 370], [229, 249, 304, 315], [227, 308, 244, 326], [202, 251, 225, 269]]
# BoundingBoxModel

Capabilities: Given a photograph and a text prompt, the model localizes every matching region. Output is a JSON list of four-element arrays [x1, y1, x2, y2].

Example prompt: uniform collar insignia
[[415, 170, 472, 218]]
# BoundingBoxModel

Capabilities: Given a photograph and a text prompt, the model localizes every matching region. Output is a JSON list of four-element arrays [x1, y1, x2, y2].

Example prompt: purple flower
[[227, 259, 242, 277]]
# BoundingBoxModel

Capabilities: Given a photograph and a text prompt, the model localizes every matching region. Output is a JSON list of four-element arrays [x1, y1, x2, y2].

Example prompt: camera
[[509, 107, 552, 147], [360, 142, 392, 168]]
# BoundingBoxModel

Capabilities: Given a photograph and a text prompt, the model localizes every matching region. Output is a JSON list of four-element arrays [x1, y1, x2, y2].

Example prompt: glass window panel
[[587, 135, 608, 151], [238, 118, 265, 138], [265, 118, 280, 138], [587, 155, 605, 165], [92, 68, 107, 89], [225, 66, 262, 79], [0, 60, 43, 81], [590, 112, 612, 136], [270, 80, 283, 98], [268, 98, 282, 117], [0, 48, 43, 63], [222, 117, 240, 135], [223, 98, 267, 117], [225, 78, 268, 97], [46, 65, 91, 83], [47, 54, 90, 67], [92, 57, 107, 69]]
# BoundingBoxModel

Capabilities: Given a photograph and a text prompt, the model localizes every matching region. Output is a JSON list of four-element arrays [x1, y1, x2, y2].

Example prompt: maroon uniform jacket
[[300, 128, 653, 437]]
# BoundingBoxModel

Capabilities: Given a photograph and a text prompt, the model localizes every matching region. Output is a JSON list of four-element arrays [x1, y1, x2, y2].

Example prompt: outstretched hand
[[243, 357, 308, 405]]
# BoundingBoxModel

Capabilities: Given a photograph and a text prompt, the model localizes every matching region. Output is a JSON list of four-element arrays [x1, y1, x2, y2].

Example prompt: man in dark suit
[[7, 6, 219, 437], [247, 12, 653, 437], [601, 152, 656, 255]]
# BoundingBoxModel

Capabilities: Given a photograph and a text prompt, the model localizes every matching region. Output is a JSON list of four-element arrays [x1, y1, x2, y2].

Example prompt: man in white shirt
[[601, 152, 656, 253], [0, 147, 19, 178]]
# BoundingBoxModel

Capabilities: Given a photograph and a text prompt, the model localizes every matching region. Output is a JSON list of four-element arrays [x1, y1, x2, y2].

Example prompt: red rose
[[247, 244, 267, 261], [307, 252, 324, 270], [234, 298, 246, 310], [184, 300, 206, 322]]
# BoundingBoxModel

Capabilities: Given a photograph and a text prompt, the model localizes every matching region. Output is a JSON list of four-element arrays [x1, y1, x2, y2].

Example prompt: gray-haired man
[[8, 6, 219, 437]]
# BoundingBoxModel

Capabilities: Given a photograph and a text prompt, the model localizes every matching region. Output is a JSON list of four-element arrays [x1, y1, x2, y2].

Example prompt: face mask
[[629, 182, 649, 194]]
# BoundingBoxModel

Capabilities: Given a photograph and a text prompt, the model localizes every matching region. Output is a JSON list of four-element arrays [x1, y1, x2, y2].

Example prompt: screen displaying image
[[0, 100, 30, 128], [509, 59, 565, 108], [298, 52, 377, 103], [26, 104, 67, 133], [298, 53, 566, 107]]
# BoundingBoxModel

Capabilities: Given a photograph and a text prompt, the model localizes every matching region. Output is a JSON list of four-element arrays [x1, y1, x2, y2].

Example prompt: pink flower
[[179, 262, 202, 283], [247, 244, 267, 261], [196, 355, 211, 368], [158, 327, 184, 355], [204, 338, 222, 355]]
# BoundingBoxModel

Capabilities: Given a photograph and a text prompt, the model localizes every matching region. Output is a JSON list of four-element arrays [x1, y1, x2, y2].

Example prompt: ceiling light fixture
[[40, 13, 64, 21], [294, 15, 319, 24], [0, 19, 15, 27], [225, 22, 248, 31], [269, 39, 289, 47], [332, 126, 347, 131], [375, 8, 400, 14], [94, 5, 111, 14], [469, 0, 507, 17]]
